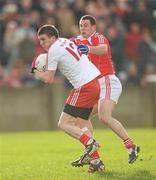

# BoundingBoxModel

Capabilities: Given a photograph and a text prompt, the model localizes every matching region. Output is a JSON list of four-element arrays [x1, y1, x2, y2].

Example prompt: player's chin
[[81, 32, 85, 35], [41, 46, 46, 49], [82, 32, 87, 38]]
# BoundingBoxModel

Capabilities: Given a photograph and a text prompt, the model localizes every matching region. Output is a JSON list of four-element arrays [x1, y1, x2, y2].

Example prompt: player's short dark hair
[[37, 25, 59, 38], [80, 15, 96, 25]]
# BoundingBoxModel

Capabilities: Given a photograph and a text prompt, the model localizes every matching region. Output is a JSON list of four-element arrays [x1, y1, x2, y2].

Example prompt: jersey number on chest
[[65, 42, 82, 61]]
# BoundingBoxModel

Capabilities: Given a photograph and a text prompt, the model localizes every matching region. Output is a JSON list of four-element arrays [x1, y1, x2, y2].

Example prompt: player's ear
[[51, 36, 56, 43], [92, 24, 96, 30]]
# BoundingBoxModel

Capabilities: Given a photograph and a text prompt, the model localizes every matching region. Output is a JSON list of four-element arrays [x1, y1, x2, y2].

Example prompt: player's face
[[79, 19, 96, 38], [38, 34, 54, 50]]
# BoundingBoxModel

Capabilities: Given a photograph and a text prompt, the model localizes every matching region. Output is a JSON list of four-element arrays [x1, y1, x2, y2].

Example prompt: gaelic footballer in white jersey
[[47, 38, 100, 88]]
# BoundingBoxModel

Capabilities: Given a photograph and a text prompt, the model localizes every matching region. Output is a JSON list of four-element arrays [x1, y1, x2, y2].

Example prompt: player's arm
[[77, 44, 107, 55], [34, 70, 56, 84], [88, 44, 107, 55]]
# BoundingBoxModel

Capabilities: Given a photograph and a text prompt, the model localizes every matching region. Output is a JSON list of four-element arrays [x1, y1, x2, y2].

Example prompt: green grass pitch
[[1, 129, 156, 180]]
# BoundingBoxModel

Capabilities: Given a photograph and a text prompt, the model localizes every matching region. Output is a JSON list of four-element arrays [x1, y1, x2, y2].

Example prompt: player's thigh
[[99, 75, 122, 103], [58, 112, 76, 126], [98, 99, 115, 119]]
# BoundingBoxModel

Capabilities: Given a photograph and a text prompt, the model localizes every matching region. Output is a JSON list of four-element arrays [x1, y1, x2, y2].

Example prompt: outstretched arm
[[89, 44, 108, 55]]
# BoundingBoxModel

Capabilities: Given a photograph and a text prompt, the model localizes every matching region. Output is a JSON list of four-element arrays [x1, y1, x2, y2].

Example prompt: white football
[[35, 53, 47, 71]]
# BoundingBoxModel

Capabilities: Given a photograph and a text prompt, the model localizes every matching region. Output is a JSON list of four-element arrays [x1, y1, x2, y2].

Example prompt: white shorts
[[98, 74, 122, 103]]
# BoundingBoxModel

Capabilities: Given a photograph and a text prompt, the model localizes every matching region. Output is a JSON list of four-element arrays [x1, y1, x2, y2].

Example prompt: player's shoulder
[[93, 32, 106, 39], [92, 32, 108, 44], [52, 38, 69, 49], [56, 37, 69, 44], [49, 38, 66, 55]]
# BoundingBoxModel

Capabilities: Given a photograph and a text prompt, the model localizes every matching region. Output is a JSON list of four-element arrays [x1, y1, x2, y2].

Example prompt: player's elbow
[[44, 76, 54, 84], [101, 45, 108, 54], [46, 78, 53, 84]]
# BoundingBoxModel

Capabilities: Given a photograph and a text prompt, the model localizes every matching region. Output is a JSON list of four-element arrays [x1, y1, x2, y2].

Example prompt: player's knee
[[57, 121, 61, 129], [99, 115, 111, 125], [58, 118, 73, 130], [58, 120, 64, 130]]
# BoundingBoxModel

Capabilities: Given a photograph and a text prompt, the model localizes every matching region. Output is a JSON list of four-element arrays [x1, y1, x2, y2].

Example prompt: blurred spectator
[[107, 24, 125, 74], [3, 21, 18, 69], [124, 22, 143, 84], [138, 28, 156, 87], [19, 0, 33, 15], [29, 10, 42, 30], [72, 0, 85, 22], [57, 2, 76, 37], [96, 17, 107, 34], [137, 1, 155, 30], [122, 2, 139, 31], [0, 0, 156, 88], [40, 0, 58, 28]]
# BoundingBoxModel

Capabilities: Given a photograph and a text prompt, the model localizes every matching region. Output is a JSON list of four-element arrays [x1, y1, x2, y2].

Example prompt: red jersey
[[75, 31, 115, 75]]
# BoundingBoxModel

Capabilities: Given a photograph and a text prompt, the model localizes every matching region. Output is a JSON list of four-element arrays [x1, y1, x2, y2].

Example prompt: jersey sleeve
[[97, 34, 105, 45], [47, 48, 58, 71]]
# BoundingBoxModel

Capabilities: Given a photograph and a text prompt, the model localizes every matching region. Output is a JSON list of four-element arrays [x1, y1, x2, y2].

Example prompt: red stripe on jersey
[[66, 47, 80, 61]]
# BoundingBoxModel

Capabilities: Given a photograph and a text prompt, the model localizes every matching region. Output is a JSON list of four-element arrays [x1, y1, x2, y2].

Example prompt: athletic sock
[[79, 134, 92, 146], [123, 138, 136, 149], [90, 151, 100, 160], [90, 158, 100, 165]]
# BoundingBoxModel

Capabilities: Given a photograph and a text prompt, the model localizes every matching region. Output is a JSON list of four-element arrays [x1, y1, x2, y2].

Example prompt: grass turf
[[1, 129, 156, 180]]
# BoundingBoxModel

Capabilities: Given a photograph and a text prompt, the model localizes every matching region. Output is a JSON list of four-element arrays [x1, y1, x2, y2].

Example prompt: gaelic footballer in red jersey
[[70, 15, 140, 166], [76, 32, 115, 76]]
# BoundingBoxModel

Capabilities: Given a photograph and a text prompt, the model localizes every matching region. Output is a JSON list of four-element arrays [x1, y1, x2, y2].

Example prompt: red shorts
[[66, 77, 100, 108]]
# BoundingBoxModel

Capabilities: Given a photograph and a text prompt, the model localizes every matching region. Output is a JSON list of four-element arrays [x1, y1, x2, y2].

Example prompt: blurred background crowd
[[0, 0, 156, 88]]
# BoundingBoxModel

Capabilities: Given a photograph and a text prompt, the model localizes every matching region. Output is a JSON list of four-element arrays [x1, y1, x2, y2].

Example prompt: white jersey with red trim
[[47, 38, 100, 88]]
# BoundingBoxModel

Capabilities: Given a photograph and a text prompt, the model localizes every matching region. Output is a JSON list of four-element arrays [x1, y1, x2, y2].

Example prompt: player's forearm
[[35, 71, 54, 84], [89, 44, 107, 55]]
